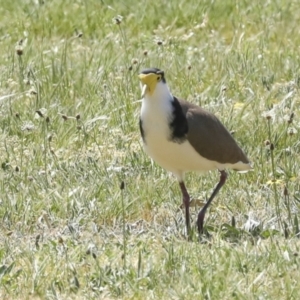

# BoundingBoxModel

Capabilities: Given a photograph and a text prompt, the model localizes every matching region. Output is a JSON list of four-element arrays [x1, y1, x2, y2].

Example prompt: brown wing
[[178, 98, 249, 165]]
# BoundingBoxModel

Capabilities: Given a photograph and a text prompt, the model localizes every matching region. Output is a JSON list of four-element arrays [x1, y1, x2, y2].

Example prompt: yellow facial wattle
[[138, 73, 159, 96]]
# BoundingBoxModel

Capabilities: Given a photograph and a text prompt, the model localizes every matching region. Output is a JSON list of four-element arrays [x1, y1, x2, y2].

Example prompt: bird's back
[[178, 98, 250, 170]]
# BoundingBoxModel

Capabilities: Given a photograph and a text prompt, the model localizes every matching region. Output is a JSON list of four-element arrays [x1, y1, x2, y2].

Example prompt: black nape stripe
[[169, 96, 188, 143]]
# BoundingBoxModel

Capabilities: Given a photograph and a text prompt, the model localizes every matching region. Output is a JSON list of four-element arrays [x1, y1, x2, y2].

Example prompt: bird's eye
[[157, 75, 161, 81]]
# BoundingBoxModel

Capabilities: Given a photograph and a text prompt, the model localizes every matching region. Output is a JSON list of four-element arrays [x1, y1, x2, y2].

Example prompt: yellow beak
[[138, 73, 158, 97]]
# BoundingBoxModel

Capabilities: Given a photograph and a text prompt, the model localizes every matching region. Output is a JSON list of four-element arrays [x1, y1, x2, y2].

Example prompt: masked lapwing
[[138, 68, 251, 237]]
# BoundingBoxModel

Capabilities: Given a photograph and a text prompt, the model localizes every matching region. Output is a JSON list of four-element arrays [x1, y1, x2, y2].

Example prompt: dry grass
[[1, 0, 300, 299]]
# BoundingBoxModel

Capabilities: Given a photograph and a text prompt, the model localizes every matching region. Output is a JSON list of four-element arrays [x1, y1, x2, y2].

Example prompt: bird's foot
[[197, 209, 210, 238], [197, 210, 205, 234]]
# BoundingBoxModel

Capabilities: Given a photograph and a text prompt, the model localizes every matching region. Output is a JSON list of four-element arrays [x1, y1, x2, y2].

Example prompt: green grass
[[1, 0, 300, 298]]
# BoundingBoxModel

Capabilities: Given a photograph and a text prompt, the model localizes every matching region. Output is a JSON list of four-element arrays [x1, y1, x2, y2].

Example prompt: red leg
[[197, 170, 228, 234], [179, 181, 191, 238]]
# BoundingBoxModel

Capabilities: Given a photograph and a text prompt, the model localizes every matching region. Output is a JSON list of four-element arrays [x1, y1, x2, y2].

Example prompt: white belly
[[144, 133, 250, 181], [143, 133, 217, 179]]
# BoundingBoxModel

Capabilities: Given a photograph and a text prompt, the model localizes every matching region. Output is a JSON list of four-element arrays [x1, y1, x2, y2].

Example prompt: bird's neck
[[142, 83, 173, 113], [140, 84, 175, 136]]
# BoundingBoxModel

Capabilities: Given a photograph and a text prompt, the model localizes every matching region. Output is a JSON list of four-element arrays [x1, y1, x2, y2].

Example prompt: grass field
[[1, 0, 300, 298]]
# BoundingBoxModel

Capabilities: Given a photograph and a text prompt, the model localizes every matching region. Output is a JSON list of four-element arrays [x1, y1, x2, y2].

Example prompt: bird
[[137, 67, 251, 238]]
